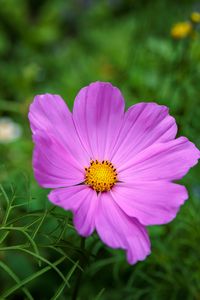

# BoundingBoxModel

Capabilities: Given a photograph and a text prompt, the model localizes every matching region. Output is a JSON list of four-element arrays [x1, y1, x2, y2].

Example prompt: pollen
[[84, 160, 117, 192]]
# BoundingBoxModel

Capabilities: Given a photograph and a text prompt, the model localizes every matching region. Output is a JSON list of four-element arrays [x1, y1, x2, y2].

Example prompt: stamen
[[84, 159, 118, 192]]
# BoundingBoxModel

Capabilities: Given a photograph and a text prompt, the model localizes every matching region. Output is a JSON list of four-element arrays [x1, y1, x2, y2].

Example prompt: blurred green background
[[0, 0, 200, 299]]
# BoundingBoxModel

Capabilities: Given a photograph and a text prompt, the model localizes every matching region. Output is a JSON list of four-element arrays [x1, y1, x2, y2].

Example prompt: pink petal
[[95, 193, 151, 264], [48, 186, 98, 236], [29, 93, 89, 166], [111, 102, 177, 166], [111, 182, 188, 226], [72, 82, 125, 160], [33, 132, 84, 188], [119, 137, 200, 182]]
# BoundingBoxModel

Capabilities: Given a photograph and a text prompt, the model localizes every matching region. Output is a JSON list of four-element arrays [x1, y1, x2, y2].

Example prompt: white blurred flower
[[0, 117, 22, 143]]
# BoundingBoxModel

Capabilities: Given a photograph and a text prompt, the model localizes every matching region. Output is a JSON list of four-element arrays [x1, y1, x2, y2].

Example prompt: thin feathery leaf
[[50, 260, 79, 300], [0, 184, 10, 207], [0, 246, 70, 286], [94, 288, 106, 300], [0, 227, 40, 258], [0, 261, 34, 300], [1, 256, 67, 298]]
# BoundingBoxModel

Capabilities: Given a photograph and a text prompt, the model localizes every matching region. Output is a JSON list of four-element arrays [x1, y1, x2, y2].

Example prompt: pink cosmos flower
[[29, 82, 199, 264]]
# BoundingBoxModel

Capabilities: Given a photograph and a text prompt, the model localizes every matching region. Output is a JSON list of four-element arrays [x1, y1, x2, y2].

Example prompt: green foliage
[[0, 184, 85, 299], [0, 0, 200, 299]]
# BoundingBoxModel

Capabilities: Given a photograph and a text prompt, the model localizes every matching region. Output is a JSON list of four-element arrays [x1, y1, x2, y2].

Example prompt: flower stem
[[71, 237, 86, 300]]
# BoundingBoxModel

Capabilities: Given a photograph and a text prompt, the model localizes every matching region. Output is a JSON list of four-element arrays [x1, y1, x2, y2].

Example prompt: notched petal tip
[[179, 136, 200, 167], [72, 81, 125, 160], [28, 93, 68, 134], [87, 81, 116, 88], [126, 229, 151, 265], [111, 101, 179, 166], [95, 193, 151, 265], [112, 182, 190, 227]]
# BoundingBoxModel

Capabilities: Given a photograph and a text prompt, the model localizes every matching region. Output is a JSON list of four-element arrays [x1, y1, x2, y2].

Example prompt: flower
[[0, 117, 22, 143], [191, 12, 200, 23], [29, 82, 199, 264], [170, 21, 192, 39]]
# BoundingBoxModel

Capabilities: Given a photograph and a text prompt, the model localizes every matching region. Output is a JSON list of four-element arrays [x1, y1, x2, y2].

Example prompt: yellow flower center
[[84, 160, 117, 192]]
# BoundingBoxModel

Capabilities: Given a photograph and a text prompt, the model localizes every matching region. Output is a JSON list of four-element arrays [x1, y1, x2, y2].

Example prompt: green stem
[[71, 237, 86, 300]]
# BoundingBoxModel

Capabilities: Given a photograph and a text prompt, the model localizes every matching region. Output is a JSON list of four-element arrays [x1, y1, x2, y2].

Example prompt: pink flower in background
[[29, 82, 199, 264]]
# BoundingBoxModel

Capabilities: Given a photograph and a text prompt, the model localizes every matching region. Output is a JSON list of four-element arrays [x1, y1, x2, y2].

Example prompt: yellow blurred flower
[[191, 12, 200, 23], [171, 21, 192, 39]]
